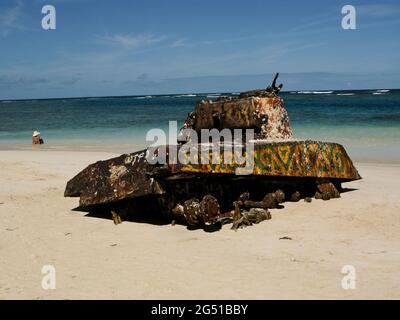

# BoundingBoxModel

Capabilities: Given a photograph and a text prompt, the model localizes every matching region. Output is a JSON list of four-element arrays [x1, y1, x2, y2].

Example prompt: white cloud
[[170, 38, 186, 47], [357, 4, 400, 18], [97, 33, 166, 50], [0, 0, 24, 35]]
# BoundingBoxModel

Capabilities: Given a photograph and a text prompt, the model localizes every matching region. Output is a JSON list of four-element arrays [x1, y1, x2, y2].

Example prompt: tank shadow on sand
[[340, 187, 359, 193], [70, 185, 357, 232], [80, 208, 170, 226], [71, 202, 288, 233], [72, 206, 221, 231]]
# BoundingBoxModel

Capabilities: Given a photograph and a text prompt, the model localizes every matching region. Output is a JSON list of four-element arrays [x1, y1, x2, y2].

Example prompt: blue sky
[[0, 0, 399, 99]]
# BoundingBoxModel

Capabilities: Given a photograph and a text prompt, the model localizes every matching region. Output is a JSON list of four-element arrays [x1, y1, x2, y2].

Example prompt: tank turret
[[181, 73, 293, 140]]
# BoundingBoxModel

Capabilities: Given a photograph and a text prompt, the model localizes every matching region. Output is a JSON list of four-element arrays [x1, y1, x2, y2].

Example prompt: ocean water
[[1, 89, 400, 163]]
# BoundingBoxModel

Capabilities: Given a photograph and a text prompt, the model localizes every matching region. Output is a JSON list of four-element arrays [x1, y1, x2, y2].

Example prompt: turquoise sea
[[1, 89, 399, 163]]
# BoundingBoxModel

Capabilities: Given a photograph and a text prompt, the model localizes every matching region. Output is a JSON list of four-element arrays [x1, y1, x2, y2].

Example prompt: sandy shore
[[0, 149, 399, 299]]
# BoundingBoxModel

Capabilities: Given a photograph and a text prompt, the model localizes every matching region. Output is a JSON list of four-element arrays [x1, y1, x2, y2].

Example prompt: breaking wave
[[312, 91, 333, 94], [134, 95, 153, 99], [175, 94, 197, 98], [297, 91, 333, 94]]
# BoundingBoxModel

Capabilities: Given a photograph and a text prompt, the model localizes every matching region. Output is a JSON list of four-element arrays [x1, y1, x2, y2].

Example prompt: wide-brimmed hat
[[32, 131, 41, 137]]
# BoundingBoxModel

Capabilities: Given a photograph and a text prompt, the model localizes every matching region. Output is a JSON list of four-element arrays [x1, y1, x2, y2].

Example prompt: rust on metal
[[177, 141, 361, 180], [64, 149, 165, 207], [189, 96, 293, 140], [64, 73, 361, 230]]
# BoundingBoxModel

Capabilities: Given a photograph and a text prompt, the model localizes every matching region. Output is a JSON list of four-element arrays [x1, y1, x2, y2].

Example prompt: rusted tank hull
[[64, 150, 165, 207], [64, 76, 361, 229], [178, 140, 360, 180], [65, 140, 360, 210]]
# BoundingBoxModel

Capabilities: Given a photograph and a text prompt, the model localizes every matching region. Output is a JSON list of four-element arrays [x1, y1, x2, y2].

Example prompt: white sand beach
[[0, 149, 399, 299]]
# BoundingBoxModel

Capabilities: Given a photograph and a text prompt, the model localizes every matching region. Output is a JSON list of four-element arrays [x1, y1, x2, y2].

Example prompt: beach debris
[[171, 194, 221, 227], [279, 236, 293, 240], [231, 208, 271, 231], [64, 74, 361, 231], [316, 179, 340, 200], [243, 190, 285, 209], [289, 191, 301, 202], [111, 210, 122, 225]]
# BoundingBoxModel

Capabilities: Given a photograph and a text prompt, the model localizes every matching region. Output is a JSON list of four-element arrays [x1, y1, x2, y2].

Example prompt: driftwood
[[231, 208, 271, 231]]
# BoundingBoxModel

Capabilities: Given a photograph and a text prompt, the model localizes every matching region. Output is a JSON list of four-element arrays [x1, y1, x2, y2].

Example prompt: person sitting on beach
[[32, 131, 44, 145]]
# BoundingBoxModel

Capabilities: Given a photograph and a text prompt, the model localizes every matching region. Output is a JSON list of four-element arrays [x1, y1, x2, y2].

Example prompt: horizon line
[[1, 87, 399, 102]]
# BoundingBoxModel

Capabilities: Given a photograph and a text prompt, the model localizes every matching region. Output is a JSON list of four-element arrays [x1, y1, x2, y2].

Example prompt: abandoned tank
[[65, 74, 361, 230]]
